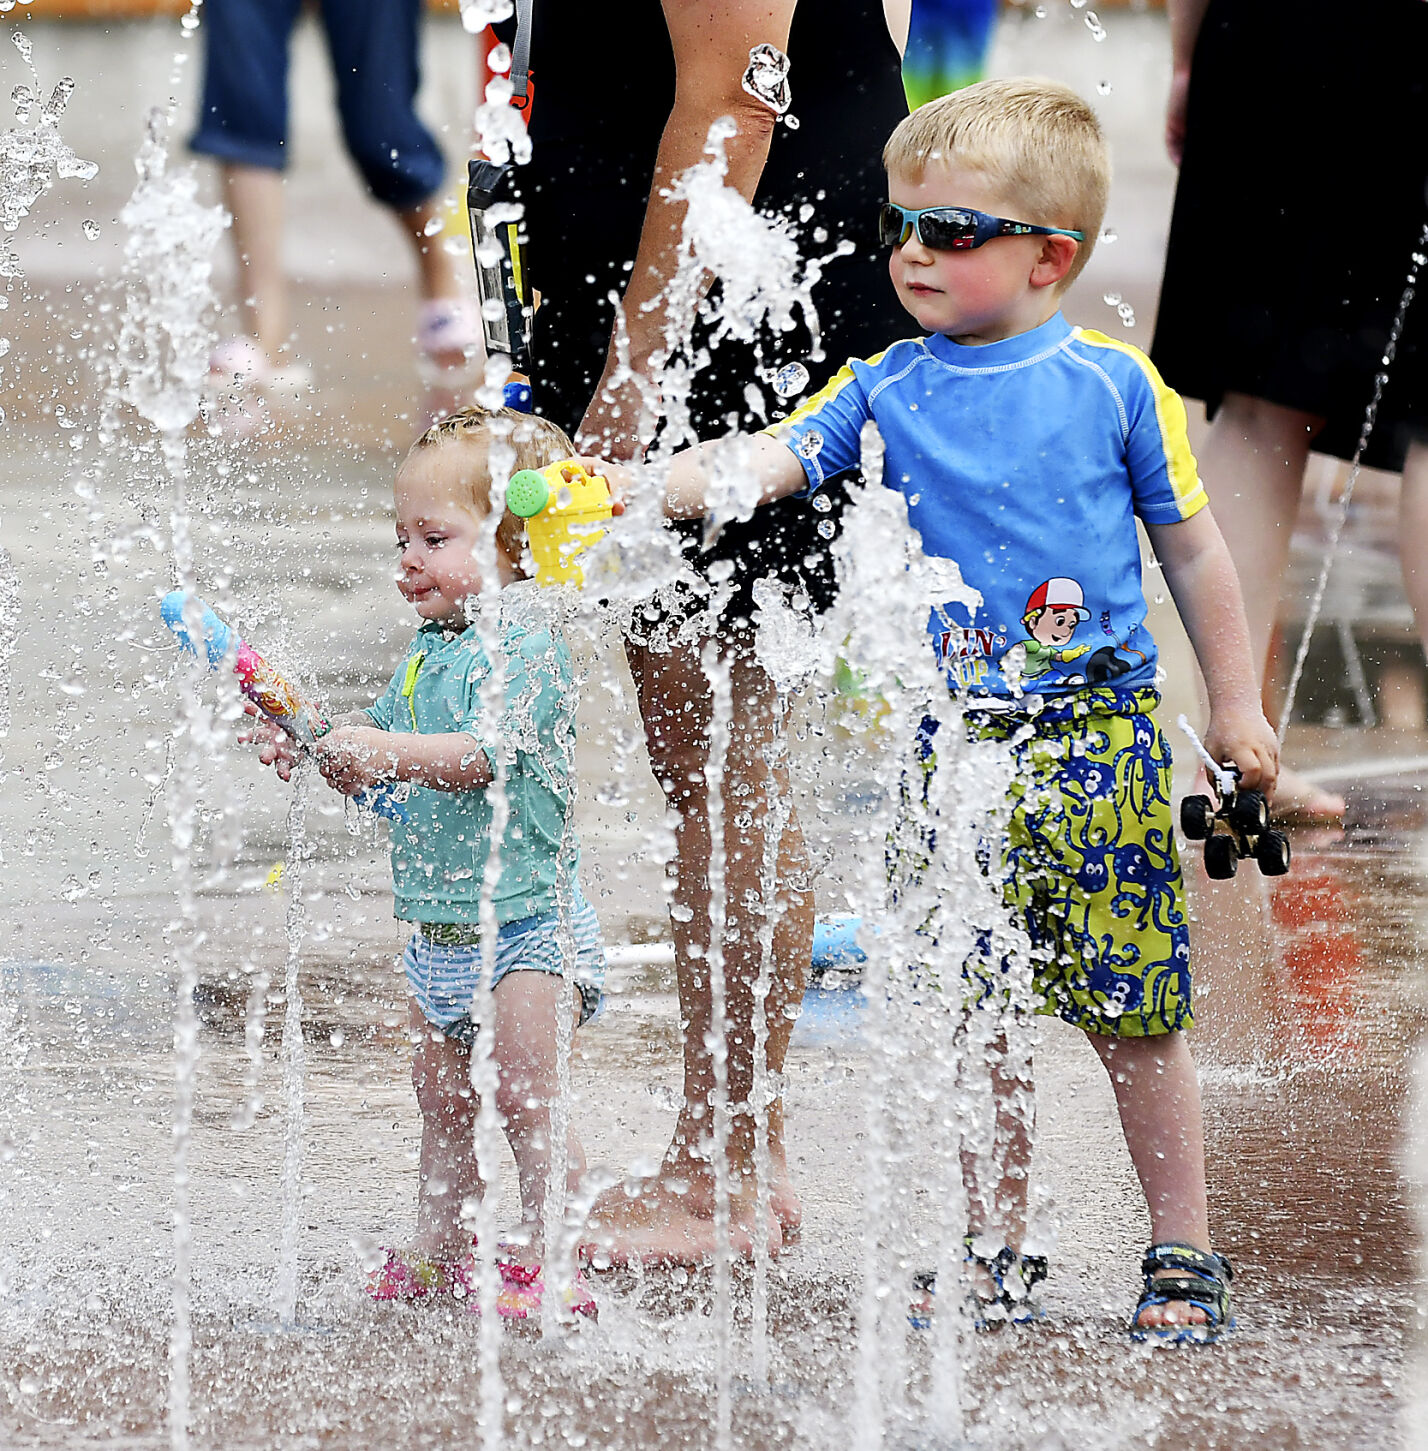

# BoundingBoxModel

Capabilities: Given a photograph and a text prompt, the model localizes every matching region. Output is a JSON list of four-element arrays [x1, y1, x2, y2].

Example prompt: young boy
[[593, 78, 1277, 1340], [250, 406, 605, 1322]]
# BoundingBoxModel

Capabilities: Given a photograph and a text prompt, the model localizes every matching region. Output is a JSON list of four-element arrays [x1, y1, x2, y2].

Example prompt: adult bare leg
[[220, 163, 289, 363], [1399, 440, 1428, 659], [583, 628, 813, 1263], [1197, 392, 1343, 817]]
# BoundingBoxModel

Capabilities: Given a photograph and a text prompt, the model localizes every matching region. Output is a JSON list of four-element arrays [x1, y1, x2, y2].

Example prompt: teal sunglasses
[[879, 202, 1085, 251]]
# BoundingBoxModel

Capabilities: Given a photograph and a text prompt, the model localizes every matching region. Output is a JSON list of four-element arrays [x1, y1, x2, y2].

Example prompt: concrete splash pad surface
[[0, 422, 1421, 1445], [2, 8, 1426, 1448], [1, 771, 1422, 1449]]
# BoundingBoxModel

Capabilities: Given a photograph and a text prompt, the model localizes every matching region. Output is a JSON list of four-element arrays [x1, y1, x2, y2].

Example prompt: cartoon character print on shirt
[[1001, 577, 1093, 686], [1001, 579, 1140, 689]]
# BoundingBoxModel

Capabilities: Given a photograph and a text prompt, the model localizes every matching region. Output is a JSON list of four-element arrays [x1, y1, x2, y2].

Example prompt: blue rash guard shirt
[[767, 312, 1206, 702]]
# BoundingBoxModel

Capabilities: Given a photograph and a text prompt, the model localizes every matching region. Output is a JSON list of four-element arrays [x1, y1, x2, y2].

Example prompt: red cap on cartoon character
[[1023, 578, 1091, 621]]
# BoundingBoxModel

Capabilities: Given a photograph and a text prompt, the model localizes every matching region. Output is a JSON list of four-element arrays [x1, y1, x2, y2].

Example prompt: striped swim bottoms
[[403, 895, 606, 1044]]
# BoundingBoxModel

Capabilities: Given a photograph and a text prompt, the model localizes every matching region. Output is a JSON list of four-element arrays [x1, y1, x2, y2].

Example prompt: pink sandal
[[461, 1258, 598, 1322], [415, 298, 481, 364], [364, 1245, 474, 1303]]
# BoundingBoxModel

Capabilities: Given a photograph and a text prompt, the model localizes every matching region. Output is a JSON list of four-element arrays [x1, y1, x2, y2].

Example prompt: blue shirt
[[363, 585, 579, 925], [769, 312, 1206, 700]]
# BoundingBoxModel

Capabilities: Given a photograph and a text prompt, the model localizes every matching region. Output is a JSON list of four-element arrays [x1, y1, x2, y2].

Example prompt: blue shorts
[[189, 0, 445, 210], [403, 897, 606, 1045]]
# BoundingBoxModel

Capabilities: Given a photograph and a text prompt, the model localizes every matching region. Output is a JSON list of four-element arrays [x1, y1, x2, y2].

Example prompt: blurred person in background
[[191, 0, 477, 412], [1152, 0, 1428, 820]]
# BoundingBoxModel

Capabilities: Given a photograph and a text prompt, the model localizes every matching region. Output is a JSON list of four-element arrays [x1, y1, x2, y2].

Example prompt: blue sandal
[[1129, 1243, 1234, 1345], [908, 1238, 1049, 1330]]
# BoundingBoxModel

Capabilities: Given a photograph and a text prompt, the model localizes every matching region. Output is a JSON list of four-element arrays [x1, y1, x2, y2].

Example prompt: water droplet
[[783, 114, 800, 131], [82, 219, 100, 240], [180, 9, 200, 30], [811, 491, 833, 513], [772, 361, 810, 397], [796, 430, 824, 460], [1100, 226, 1118, 244], [1085, 10, 1107, 39], [816, 518, 837, 539], [1096, 80, 1112, 96], [487, 41, 511, 73], [329, 1028, 345, 1048], [1117, 302, 1136, 327], [422, 216, 443, 237], [1102, 291, 1122, 307]]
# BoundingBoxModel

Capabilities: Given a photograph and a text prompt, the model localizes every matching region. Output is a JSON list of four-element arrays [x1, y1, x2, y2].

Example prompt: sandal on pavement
[[1129, 1243, 1234, 1345], [364, 1244, 474, 1303], [416, 298, 481, 365], [463, 1258, 598, 1323], [907, 1238, 1049, 1330]]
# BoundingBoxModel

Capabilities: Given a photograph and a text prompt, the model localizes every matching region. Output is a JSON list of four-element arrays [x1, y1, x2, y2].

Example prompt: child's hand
[[1204, 706, 1280, 803], [237, 703, 302, 782], [316, 724, 395, 796]]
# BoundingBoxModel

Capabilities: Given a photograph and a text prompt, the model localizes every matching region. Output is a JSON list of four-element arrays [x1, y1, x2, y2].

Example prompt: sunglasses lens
[[877, 204, 909, 248], [918, 209, 977, 249]]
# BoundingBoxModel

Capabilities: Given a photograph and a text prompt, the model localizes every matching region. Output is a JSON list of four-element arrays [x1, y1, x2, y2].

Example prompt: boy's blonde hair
[[405, 405, 576, 560], [883, 78, 1109, 290]]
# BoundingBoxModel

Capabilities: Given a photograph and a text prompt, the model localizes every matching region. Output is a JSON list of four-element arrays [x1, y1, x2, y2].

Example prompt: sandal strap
[[1135, 1243, 1233, 1331], [1142, 1242, 1232, 1284], [1020, 1253, 1049, 1291]]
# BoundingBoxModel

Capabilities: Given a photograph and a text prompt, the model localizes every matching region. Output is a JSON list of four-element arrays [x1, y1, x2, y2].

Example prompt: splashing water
[[114, 106, 225, 1451], [741, 43, 792, 116], [117, 117, 226, 436], [0, 546, 18, 735], [0, 31, 97, 274], [272, 765, 313, 1329], [459, 0, 513, 34], [0, 31, 96, 426]]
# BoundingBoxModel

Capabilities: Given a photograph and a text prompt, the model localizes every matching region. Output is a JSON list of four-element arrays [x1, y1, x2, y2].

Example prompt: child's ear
[[496, 510, 527, 569], [1030, 233, 1079, 292]]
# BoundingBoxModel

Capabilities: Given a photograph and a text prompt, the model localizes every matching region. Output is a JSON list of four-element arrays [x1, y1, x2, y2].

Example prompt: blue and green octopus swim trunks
[[902, 686, 1191, 1038]]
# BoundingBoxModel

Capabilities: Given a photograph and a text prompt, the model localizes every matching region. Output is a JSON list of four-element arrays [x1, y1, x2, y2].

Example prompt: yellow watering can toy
[[506, 460, 615, 587]]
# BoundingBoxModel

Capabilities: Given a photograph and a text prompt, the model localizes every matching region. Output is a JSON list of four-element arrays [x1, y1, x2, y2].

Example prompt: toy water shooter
[[159, 591, 408, 822], [506, 460, 614, 587], [467, 157, 534, 413]]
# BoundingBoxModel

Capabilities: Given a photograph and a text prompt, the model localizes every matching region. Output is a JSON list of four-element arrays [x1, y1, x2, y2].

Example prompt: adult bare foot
[[1271, 764, 1345, 825], [578, 1174, 785, 1268]]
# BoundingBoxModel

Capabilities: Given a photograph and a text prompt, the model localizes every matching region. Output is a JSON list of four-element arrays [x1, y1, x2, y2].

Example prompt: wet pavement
[[2, 8, 1428, 1450]]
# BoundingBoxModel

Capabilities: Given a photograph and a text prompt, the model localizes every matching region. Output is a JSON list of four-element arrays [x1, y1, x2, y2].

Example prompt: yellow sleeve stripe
[[757, 346, 895, 439], [1075, 329, 1206, 518]]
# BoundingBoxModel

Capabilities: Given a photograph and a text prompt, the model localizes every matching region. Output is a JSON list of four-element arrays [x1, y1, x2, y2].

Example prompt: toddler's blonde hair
[[882, 77, 1109, 290], [404, 405, 576, 561]]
